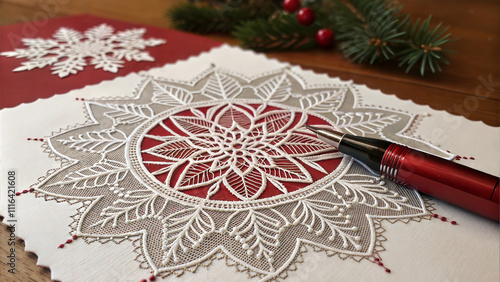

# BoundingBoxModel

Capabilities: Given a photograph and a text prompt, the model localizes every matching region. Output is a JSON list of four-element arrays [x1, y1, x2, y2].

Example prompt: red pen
[[306, 125, 500, 222]]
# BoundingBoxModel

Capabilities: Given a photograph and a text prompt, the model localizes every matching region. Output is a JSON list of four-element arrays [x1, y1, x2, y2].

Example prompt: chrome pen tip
[[305, 125, 319, 133], [305, 125, 344, 147]]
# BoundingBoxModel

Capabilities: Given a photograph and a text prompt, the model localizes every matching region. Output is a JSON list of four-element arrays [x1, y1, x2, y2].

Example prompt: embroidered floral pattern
[[35, 69, 436, 280], [1, 24, 165, 77]]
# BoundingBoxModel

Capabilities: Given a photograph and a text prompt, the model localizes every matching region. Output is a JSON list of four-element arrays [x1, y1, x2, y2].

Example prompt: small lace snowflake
[[1, 24, 166, 77]]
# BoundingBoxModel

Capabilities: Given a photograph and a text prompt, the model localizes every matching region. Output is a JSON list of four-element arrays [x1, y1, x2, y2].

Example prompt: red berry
[[283, 0, 301, 13], [316, 28, 334, 48], [297, 7, 315, 26]]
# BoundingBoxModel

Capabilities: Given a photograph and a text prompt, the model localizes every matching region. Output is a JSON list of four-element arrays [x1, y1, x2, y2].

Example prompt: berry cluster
[[283, 0, 334, 48]]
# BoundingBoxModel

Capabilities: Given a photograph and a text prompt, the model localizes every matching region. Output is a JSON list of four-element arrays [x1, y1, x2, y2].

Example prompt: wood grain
[[0, 0, 498, 281], [1, 221, 53, 281]]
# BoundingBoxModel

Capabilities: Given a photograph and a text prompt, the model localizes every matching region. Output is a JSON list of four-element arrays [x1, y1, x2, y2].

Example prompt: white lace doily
[[1, 45, 498, 282]]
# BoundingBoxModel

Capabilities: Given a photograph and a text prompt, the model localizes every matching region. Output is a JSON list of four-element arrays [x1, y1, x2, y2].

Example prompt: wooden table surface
[[1, 0, 499, 281]]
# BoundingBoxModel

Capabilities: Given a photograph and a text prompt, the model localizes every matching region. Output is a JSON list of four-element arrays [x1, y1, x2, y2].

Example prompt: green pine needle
[[233, 13, 319, 51], [398, 16, 454, 75], [168, 2, 278, 34], [333, 0, 407, 64]]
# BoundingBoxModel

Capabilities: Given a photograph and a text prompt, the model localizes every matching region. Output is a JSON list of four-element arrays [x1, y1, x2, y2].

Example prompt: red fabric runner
[[0, 14, 222, 109]]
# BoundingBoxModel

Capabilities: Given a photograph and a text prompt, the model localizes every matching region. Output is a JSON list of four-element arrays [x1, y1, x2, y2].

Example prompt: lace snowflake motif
[[36, 69, 431, 280], [1, 24, 165, 77]]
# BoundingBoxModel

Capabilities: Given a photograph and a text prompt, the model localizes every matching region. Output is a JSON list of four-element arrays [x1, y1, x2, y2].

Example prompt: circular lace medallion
[[128, 101, 344, 209]]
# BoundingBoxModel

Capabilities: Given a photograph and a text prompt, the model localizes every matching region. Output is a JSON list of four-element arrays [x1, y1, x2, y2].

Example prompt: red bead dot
[[451, 221, 457, 225], [374, 258, 379, 261], [149, 275, 156, 281], [22, 190, 28, 193], [73, 235, 78, 240], [58, 244, 65, 248], [15, 192, 21, 196], [140, 279, 147, 282], [29, 188, 35, 192], [433, 214, 439, 218], [27, 138, 31, 140], [440, 217, 447, 221], [66, 239, 73, 244], [385, 268, 391, 273], [39, 138, 44, 141], [297, 7, 315, 26], [470, 157, 475, 160], [378, 262, 384, 266]]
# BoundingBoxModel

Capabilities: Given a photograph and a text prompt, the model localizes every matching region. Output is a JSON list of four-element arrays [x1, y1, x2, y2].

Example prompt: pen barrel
[[380, 144, 499, 221]]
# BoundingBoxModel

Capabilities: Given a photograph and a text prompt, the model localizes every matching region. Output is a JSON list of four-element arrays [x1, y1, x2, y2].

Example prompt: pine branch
[[333, 0, 407, 64], [332, 0, 453, 75], [398, 16, 454, 76], [167, 0, 455, 76], [168, 1, 279, 34], [233, 13, 319, 51]]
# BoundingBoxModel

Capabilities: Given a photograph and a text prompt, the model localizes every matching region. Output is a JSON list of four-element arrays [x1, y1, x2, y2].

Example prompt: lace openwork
[[35, 69, 431, 280]]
